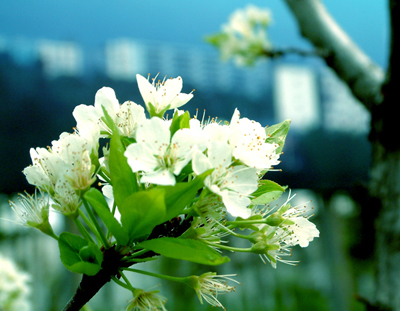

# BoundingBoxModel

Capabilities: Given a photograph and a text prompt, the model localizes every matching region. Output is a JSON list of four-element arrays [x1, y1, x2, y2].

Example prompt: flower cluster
[[10, 72, 318, 311], [248, 191, 319, 268], [0, 254, 31, 311], [206, 5, 273, 66]]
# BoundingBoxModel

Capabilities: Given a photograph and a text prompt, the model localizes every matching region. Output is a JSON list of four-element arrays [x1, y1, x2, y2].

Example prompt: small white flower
[[136, 74, 193, 115], [187, 272, 239, 310], [73, 87, 117, 133], [23, 147, 66, 193], [251, 225, 298, 269], [209, 5, 272, 66], [126, 289, 167, 311], [0, 254, 31, 311], [9, 190, 49, 228], [189, 117, 230, 143], [245, 4, 272, 26], [229, 108, 280, 171], [51, 133, 96, 191], [115, 101, 146, 137], [279, 202, 320, 248], [52, 174, 81, 217], [74, 121, 101, 156], [73, 87, 145, 138], [192, 141, 258, 218], [125, 117, 206, 186]]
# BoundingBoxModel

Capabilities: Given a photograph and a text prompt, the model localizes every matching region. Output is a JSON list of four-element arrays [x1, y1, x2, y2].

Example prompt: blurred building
[[274, 64, 320, 133], [320, 66, 370, 134], [105, 39, 146, 80], [0, 33, 370, 134], [104, 38, 271, 100], [37, 39, 83, 78]]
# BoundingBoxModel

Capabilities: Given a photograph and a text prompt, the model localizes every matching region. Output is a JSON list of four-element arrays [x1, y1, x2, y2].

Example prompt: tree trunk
[[282, 0, 400, 309], [370, 149, 400, 310], [370, 1, 400, 308]]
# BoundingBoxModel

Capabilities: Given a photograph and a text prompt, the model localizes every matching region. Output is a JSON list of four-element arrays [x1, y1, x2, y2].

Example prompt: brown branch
[[372, 0, 400, 150], [61, 216, 192, 310], [262, 47, 330, 58], [61, 246, 128, 311], [282, 0, 385, 112]]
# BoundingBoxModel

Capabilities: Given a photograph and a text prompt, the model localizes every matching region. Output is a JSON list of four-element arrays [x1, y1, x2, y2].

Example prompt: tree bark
[[61, 246, 126, 311], [370, 1, 400, 309], [282, 0, 384, 112], [282, 0, 400, 310]]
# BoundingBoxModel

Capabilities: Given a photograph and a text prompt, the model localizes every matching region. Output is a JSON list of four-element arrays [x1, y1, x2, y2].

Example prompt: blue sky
[[0, 0, 389, 67]]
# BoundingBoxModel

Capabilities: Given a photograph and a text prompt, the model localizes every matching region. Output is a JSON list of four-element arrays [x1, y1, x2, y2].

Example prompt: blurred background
[[0, 1, 388, 310]]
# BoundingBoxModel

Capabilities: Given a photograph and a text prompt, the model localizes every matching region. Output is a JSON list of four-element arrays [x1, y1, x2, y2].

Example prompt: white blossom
[[136, 74, 193, 115], [0, 254, 31, 311], [279, 201, 320, 248], [229, 108, 280, 171], [9, 190, 49, 228], [251, 225, 298, 269], [23, 147, 66, 193], [124, 117, 206, 186], [51, 133, 96, 191], [73, 87, 145, 138], [192, 141, 258, 218], [211, 5, 272, 66], [189, 117, 230, 143], [52, 175, 81, 217], [126, 289, 167, 311], [188, 272, 239, 309]]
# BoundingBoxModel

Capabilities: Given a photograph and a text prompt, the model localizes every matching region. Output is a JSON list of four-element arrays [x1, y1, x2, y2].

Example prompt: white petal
[[136, 118, 171, 147], [204, 123, 230, 142], [192, 146, 213, 175], [225, 166, 258, 195], [136, 74, 156, 110], [169, 93, 193, 109], [125, 143, 158, 173], [116, 101, 146, 137], [207, 141, 232, 169], [162, 76, 184, 105], [221, 190, 252, 218], [288, 217, 320, 247], [189, 118, 201, 131], [140, 169, 176, 186], [73, 104, 102, 125], [23, 165, 52, 189], [94, 87, 120, 119], [102, 185, 114, 200], [229, 108, 241, 129], [76, 121, 100, 153]]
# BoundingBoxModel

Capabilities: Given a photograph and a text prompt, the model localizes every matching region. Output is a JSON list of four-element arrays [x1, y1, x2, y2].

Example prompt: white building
[[37, 39, 83, 78], [320, 66, 370, 134], [105, 39, 146, 80], [103, 38, 271, 99], [274, 64, 320, 133]]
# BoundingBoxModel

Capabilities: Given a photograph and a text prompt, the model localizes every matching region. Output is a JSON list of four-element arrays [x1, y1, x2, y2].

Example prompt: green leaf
[[108, 123, 139, 209], [252, 180, 285, 197], [204, 33, 229, 48], [79, 244, 103, 264], [265, 119, 291, 154], [251, 180, 285, 205], [158, 172, 209, 222], [119, 187, 167, 241], [84, 188, 130, 246], [235, 215, 264, 231], [169, 110, 190, 138], [58, 232, 103, 276], [147, 102, 170, 118], [138, 237, 230, 266]]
